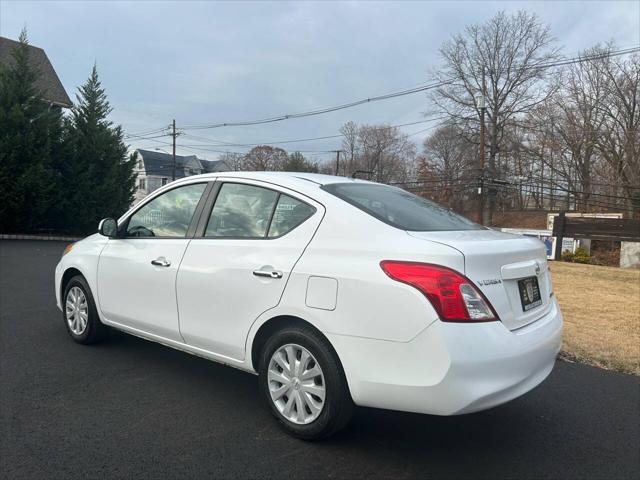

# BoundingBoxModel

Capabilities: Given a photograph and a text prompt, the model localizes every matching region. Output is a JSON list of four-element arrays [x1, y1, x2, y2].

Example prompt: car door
[[97, 181, 211, 341], [177, 179, 324, 360]]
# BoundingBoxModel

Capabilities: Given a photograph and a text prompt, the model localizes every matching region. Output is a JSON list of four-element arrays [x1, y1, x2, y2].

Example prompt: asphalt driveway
[[1, 240, 638, 479]]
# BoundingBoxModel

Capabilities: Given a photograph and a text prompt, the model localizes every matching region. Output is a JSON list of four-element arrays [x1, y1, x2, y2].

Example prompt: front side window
[[205, 183, 278, 238], [322, 183, 482, 232], [127, 183, 206, 237]]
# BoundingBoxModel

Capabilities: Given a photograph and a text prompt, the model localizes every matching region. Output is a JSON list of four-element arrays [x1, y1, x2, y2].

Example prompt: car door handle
[[151, 257, 171, 267], [253, 269, 283, 279]]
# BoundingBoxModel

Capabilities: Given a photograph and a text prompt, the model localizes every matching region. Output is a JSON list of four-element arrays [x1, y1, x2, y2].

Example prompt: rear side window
[[268, 195, 315, 238], [204, 183, 316, 238], [205, 183, 278, 238], [322, 183, 482, 232]]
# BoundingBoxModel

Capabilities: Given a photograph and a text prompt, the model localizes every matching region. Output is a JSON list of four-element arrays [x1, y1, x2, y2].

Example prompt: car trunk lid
[[407, 229, 552, 330]]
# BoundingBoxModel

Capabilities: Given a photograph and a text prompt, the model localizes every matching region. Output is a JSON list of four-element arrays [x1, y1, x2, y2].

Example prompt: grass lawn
[[551, 262, 640, 375]]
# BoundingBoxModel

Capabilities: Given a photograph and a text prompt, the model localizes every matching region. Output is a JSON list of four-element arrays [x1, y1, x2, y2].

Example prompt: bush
[[562, 247, 591, 264], [573, 247, 592, 264], [561, 251, 575, 262], [590, 240, 621, 267]]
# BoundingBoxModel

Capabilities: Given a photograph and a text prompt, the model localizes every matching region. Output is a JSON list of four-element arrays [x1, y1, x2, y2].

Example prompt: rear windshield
[[322, 183, 483, 232]]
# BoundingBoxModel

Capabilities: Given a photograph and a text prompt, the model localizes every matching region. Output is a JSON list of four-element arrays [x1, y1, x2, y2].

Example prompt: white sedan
[[55, 172, 563, 439]]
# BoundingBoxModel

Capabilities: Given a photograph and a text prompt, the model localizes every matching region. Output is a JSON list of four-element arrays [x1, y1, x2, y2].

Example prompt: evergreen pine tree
[[62, 65, 136, 233], [282, 151, 318, 173], [0, 28, 63, 232]]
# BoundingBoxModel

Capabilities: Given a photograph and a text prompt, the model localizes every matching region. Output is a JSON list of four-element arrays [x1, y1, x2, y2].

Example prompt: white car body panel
[[55, 171, 563, 416], [97, 238, 190, 342], [274, 211, 464, 342], [408, 229, 553, 331], [176, 178, 325, 360], [328, 298, 562, 415], [55, 233, 106, 310]]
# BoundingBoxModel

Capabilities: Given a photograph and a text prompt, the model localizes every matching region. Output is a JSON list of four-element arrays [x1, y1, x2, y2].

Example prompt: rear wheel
[[62, 275, 108, 344], [258, 325, 353, 440]]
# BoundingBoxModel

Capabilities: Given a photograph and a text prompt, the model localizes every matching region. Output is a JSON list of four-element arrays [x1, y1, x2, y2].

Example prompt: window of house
[[126, 183, 207, 238], [138, 178, 146, 190], [162, 178, 168, 186]]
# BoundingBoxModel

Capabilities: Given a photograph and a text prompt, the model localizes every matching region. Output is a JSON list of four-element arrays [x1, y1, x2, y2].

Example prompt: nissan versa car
[[55, 172, 563, 439]]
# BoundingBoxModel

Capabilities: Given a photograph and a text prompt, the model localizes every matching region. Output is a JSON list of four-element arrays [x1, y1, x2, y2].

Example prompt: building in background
[[0, 36, 72, 109], [132, 149, 229, 203]]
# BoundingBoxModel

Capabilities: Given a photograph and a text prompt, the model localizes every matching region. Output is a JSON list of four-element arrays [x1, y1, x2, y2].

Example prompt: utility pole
[[171, 119, 177, 181], [549, 120, 555, 211], [477, 70, 487, 225], [334, 150, 341, 176]]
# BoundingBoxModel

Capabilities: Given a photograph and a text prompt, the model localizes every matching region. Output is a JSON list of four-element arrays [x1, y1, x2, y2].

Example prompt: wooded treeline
[[389, 13, 639, 220], [325, 12, 639, 220], [217, 12, 638, 221], [419, 10, 639, 222]]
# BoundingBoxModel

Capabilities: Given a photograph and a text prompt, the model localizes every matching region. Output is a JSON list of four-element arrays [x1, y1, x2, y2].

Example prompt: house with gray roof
[[132, 149, 229, 203], [0, 36, 72, 108]]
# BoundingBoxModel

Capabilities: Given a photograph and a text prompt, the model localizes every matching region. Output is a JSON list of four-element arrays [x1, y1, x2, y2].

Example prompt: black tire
[[62, 275, 108, 344], [258, 324, 354, 440]]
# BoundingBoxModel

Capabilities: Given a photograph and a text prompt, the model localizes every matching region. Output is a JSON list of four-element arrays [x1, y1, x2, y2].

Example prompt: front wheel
[[258, 325, 353, 440], [62, 275, 108, 344]]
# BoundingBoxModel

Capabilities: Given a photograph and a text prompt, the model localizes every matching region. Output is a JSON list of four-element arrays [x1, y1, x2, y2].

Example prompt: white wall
[[620, 242, 640, 269]]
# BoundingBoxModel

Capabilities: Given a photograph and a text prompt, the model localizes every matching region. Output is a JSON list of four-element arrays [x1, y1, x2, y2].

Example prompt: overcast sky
[[1, 0, 639, 162]]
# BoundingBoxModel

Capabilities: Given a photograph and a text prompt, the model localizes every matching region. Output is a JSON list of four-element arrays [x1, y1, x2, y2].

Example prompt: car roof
[[172, 171, 375, 192]]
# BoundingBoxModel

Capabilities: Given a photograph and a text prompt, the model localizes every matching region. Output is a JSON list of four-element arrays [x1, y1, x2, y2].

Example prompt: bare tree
[[334, 122, 417, 182], [431, 10, 560, 221], [362, 125, 416, 183], [596, 52, 640, 215], [339, 121, 359, 176], [520, 47, 640, 214], [242, 145, 288, 171], [419, 124, 475, 210], [218, 152, 245, 171], [546, 46, 610, 210]]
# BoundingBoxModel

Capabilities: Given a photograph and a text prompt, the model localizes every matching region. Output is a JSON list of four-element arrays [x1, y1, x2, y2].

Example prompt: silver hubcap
[[65, 286, 88, 335], [268, 344, 326, 425]]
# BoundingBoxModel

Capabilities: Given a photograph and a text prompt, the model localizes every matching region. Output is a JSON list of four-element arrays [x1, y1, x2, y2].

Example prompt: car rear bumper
[[327, 297, 563, 415]]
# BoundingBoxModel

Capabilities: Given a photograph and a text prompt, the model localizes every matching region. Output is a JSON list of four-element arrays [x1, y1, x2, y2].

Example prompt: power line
[[388, 176, 639, 210], [536, 46, 640, 68], [176, 46, 639, 131], [126, 117, 450, 157], [405, 183, 631, 211], [124, 46, 640, 165], [179, 81, 452, 130], [124, 126, 170, 139], [125, 133, 171, 141], [177, 116, 450, 149]]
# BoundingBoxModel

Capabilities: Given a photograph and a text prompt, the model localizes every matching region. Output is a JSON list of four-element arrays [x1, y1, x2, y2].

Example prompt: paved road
[[1, 240, 638, 479]]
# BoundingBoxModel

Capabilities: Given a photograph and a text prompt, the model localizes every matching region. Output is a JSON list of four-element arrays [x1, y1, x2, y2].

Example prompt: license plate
[[518, 276, 542, 312]]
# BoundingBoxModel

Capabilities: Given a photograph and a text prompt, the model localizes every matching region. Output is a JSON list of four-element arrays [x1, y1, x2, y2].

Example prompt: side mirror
[[99, 218, 118, 238]]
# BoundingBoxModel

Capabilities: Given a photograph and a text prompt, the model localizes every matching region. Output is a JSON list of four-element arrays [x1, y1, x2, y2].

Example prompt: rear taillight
[[380, 261, 498, 323]]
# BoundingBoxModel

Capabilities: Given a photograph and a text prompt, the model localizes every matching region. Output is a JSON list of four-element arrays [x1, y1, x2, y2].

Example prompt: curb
[[0, 234, 82, 242]]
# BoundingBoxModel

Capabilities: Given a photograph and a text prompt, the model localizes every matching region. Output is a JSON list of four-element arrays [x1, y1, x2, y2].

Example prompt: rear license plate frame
[[517, 276, 542, 312]]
